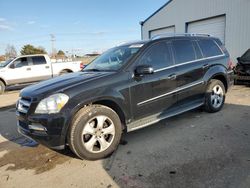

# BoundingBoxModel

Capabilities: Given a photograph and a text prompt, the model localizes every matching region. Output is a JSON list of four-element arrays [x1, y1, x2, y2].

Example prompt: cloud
[[27, 21, 36, 25]]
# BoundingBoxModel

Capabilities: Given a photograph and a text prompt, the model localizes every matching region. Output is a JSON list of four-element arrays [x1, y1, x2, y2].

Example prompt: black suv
[[16, 34, 234, 160]]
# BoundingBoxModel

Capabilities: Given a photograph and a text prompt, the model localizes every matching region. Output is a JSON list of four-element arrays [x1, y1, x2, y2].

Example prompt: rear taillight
[[228, 59, 235, 70]]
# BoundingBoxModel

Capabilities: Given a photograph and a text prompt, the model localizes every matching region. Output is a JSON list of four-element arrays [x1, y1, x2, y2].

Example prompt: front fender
[[61, 88, 129, 139]]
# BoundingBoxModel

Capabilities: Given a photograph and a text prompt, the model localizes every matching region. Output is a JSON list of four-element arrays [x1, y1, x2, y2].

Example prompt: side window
[[31, 56, 47, 65], [198, 39, 223, 58], [13, 57, 28, 68], [172, 39, 196, 64], [138, 42, 173, 70]]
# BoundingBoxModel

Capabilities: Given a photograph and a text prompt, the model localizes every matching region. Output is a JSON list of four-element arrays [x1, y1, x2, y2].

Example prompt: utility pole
[[50, 34, 56, 58]]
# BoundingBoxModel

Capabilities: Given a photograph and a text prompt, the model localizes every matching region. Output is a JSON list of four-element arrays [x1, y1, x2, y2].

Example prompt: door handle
[[167, 74, 177, 80], [26, 68, 31, 71], [45, 66, 50, 69], [203, 64, 209, 69]]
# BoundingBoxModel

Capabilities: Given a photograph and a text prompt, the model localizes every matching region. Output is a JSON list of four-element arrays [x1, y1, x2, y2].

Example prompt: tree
[[5, 45, 17, 58], [20, 44, 47, 55], [57, 50, 65, 56]]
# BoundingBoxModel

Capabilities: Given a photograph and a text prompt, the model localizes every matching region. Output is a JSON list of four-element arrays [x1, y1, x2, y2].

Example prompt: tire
[[204, 79, 226, 113], [68, 105, 122, 160], [0, 81, 5, 95]]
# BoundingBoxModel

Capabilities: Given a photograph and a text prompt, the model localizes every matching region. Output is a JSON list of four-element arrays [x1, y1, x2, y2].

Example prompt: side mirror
[[135, 65, 154, 76], [237, 57, 241, 62], [9, 63, 15, 69]]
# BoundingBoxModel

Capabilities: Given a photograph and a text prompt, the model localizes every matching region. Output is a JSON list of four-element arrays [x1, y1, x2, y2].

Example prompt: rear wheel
[[204, 79, 225, 113], [0, 81, 5, 94], [68, 105, 122, 160]]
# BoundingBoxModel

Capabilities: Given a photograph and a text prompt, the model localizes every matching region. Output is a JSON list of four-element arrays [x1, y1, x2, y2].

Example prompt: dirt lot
[[0, 85, 250, 188]]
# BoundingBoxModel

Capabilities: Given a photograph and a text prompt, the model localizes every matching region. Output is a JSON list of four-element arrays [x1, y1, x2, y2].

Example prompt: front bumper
[[16, 111, 68, 150]]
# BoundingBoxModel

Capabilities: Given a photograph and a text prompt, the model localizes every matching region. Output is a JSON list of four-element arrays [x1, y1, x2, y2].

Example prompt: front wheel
[[68, 105, 122, 160], [204, 79, 226, 113], [0, 81, 5, 94]]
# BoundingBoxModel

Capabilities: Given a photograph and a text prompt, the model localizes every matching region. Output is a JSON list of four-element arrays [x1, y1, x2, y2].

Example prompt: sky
[[0, 0, 167, 56]]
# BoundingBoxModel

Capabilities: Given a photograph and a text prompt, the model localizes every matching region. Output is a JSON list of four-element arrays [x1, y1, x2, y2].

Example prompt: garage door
[[187, 16, 226, 43], [149, 26, 175, 39]]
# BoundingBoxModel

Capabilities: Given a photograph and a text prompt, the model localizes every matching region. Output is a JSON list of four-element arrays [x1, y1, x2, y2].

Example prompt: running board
[[127, 102, 204, 132]]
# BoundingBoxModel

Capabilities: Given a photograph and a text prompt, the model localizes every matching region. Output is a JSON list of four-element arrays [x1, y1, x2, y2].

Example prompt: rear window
[[31, 56, 47, 65], [172, 39, 196, 64], [198, 39, 223, 58]]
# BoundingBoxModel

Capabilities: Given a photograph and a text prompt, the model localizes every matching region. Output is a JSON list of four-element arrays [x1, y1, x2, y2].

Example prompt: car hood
[[21, 71, 113, 98]]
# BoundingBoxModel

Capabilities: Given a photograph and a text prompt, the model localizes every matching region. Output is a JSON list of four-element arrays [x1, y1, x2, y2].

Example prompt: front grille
[[17, 97, 32, 114]]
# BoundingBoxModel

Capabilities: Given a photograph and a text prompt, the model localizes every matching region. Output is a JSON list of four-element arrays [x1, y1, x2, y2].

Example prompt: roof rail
[[151, 33, 211, 40]]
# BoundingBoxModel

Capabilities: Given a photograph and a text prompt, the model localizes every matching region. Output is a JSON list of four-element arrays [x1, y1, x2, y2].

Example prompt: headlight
[[35, 93, 69, 114]]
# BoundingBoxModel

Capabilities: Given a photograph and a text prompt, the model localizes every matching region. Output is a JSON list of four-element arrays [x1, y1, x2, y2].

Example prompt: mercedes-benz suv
[[16, 34, 234, 160]]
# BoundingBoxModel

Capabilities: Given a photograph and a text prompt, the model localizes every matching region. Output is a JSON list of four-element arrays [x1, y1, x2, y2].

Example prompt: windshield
[[0, 59, 13, 68], [241, 49, 250, 62], [83, 44, 142, 71]]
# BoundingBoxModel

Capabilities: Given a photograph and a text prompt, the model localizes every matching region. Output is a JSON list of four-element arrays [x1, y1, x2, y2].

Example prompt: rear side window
[[31, 56, 47, 65], [198, 39, 223, 58], [138, 42, 173, 70], [172, 39, 196, 64]]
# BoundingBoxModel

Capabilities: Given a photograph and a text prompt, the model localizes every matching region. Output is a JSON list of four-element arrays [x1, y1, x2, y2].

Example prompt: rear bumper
[[234, 75, 250, 81], [227, 70, 234, 89]]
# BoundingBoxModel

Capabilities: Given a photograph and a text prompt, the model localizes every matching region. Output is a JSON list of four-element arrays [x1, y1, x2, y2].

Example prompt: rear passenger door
[[131, 41, 178, 120], [172, 38, 206, 106]]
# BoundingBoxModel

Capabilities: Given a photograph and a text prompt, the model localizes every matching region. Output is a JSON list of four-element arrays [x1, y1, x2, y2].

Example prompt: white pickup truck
[[0, 54, 83, 94]]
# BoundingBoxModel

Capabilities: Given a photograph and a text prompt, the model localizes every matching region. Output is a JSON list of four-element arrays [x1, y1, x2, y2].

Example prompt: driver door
[[130, 41, 178, 120], [7, 57, 34, 85]]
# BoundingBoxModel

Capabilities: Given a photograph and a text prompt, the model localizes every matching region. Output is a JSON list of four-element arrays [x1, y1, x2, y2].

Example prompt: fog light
[[28, 124, 47, 131]]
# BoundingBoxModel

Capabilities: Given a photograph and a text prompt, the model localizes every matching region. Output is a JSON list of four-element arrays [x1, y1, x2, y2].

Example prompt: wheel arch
[[0, 77, 7, 86], [60, 69, 73, 74], [64, 97, 128, 145], [204, 65, 228, 92], [210, 74, 228, 92]]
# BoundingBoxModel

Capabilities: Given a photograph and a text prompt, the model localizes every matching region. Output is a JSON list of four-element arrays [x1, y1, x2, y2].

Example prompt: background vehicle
[[0, 54, 82, 94], [16, 34, 234, 160], [234, 49, 250, 85]]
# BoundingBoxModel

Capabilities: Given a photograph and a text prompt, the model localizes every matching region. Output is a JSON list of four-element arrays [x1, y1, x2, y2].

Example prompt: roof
[[141, 0, 173, 25]]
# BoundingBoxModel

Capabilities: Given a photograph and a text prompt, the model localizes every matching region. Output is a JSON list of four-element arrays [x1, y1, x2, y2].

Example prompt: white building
[[141, 0, 250, 61]]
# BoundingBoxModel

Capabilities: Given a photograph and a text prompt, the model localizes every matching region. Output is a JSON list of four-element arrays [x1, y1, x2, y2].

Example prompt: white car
[[0, 54, 83, 94]]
